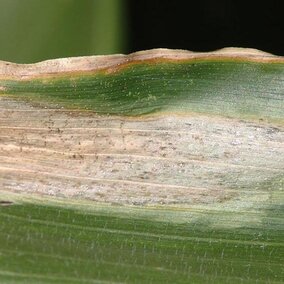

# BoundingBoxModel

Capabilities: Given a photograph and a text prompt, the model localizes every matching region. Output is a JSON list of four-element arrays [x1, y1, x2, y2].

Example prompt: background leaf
[[0, 0, 126, 63]]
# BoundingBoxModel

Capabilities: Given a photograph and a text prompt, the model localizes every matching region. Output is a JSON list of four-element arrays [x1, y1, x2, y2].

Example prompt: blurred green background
[[0, 0, 127, 63], [0, 0, 282, 64]]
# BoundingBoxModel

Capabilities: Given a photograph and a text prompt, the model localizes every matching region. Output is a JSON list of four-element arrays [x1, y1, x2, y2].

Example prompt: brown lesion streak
[[0, 97, 283, 206]]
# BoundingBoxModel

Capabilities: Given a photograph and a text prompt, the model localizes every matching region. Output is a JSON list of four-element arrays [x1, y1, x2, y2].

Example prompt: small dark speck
[[0, 200, 13, 206], [267, 126, 281, 134]]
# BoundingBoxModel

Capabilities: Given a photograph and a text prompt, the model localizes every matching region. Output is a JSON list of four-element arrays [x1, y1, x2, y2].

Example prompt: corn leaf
[[0, 48, 283, 283]]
